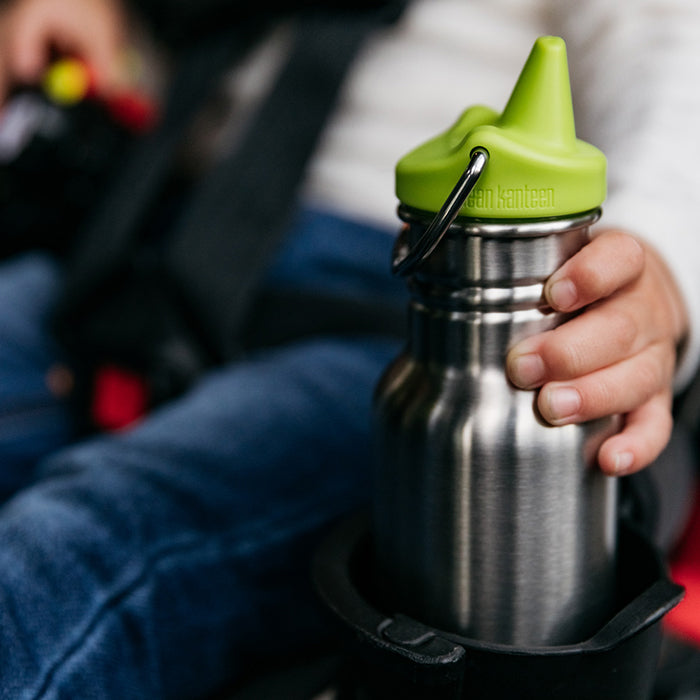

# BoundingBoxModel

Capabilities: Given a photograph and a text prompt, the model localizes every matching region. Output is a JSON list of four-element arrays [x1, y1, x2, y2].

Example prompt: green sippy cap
[[395, 36, 606, 218]]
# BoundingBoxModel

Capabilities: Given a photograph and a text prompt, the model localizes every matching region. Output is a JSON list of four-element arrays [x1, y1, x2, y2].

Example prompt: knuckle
[[634, 359, 662, 400], [573, 232, 645, 299], [639, 397, 674, 457], [656, 340, 678, 383], [598, 230, 645, 269], [541, 335, 587, 377], [604, 307, 638, 353], [655, 404, 674, 440], [571, 255, 607, 297], [608, 231, 645, 270], [629, 347, 672, 407], [588, 376, 618, 413], [624, 236, 646, 274]]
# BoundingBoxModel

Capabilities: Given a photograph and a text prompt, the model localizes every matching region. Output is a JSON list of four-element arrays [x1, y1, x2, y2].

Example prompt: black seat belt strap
[[163, 6, 405, 361], [56, 22, 267, 318]]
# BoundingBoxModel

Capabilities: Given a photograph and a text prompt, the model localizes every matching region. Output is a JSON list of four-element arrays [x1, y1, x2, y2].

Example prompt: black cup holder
[[314, 513, 683, 700]]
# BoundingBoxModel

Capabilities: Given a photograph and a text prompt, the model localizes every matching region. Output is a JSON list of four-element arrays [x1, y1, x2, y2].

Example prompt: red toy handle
[[42, 56, 159, 132]]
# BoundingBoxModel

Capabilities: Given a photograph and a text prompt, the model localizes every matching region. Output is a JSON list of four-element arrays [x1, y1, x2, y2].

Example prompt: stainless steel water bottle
[[373, 37, 620, 647]]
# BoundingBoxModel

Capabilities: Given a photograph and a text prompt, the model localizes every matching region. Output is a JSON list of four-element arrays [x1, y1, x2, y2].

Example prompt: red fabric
[[105, 92, 159, 133], [665, 485, 700, 645], [91, 365, 149, 431]]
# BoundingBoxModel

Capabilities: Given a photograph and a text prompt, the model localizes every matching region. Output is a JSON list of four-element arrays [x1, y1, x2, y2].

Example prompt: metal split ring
[[392, 147, 489, 277]]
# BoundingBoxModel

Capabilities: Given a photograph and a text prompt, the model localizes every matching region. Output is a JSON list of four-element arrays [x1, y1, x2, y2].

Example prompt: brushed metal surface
[[373, 208, 619, 646]]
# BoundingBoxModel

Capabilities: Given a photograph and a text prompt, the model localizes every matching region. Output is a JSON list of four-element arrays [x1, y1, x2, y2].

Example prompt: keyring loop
[[392, 147, 489, 277]]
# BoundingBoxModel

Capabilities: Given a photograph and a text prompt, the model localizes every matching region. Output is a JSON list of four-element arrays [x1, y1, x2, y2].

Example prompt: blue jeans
[[0, 209, 405, 698]]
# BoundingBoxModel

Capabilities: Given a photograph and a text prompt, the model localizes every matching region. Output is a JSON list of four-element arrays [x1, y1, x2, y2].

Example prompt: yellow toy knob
[[42, 58, 93, 106]]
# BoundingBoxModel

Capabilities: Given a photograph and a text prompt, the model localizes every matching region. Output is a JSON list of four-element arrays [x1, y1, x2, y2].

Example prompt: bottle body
[[373, 207, 619, 647]]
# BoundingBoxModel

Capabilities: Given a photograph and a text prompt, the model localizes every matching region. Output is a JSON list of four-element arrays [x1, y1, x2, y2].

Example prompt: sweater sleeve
[[548, 0, 700, 389]]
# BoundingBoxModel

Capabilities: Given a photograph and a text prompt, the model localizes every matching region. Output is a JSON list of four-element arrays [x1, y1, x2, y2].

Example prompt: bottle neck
[[400, 207, 599, 368], [408, 302, 565, 369]]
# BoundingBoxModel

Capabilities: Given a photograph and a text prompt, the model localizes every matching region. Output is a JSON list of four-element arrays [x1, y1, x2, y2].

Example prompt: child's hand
[[0, 0, 128, 102], [506, 229, 688, 476]]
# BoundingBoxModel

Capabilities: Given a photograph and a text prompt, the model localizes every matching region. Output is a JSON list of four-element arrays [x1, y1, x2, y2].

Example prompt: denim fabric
[[264, 207, 405, 303], [0, 253, 77, 499], [0, 209, 405, 698]]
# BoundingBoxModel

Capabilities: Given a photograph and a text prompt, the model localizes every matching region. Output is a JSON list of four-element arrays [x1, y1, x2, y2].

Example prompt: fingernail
[[544, 386, 581, 422], [547, 278, 577, 311], [613, 451, 635, 475], [509, 353, 545, 388]]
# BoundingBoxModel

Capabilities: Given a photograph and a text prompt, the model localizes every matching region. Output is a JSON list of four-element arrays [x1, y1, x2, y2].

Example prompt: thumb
[[7, 14, 51, 85]]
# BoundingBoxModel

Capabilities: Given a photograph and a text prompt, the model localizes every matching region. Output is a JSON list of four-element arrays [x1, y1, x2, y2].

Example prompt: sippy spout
[[497, 35, 577, 151], [395, 36, 606, 219]]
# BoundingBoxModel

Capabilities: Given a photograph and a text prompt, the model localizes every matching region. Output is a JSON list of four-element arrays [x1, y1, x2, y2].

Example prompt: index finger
[[11, 0, 127, 96], [544, 229, 644, 312]]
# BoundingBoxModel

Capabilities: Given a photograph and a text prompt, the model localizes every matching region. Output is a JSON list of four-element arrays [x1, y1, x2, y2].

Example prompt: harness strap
[[163, 7, 402, 362], [55, 22, 267, 317]]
